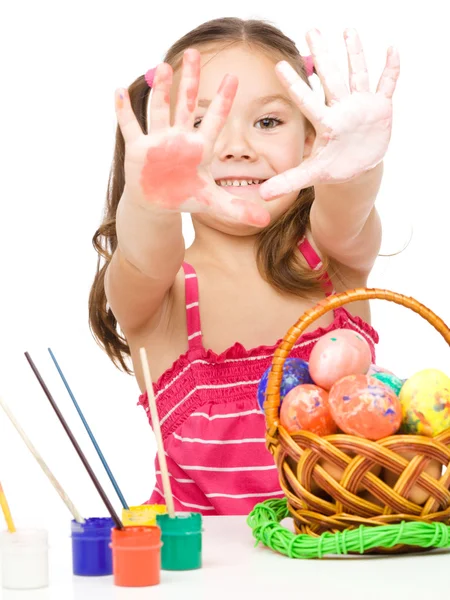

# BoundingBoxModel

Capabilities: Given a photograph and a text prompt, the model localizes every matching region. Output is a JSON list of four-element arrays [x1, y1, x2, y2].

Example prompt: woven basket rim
[[264, 287, 450, 431]]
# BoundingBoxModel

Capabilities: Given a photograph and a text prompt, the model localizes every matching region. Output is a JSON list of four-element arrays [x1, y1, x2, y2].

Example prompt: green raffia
[[247, 498, 450, 558]]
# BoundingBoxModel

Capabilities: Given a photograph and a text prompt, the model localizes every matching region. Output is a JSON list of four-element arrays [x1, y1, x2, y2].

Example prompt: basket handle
[[264, 288, 450, 430]]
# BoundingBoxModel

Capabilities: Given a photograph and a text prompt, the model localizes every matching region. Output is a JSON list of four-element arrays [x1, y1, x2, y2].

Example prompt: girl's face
[[172, 44, 313, 235]]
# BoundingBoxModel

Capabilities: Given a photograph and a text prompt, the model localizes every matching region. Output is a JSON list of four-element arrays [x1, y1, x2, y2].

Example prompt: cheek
[[272, 131, 305, 169]]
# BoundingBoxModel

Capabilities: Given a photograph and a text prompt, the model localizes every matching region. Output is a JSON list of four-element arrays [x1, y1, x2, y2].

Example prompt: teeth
[[217, 179, 262, 186]]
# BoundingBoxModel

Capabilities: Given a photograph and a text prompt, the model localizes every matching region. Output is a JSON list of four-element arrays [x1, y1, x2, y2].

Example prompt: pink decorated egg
[[309, 329, 372, 390], [328, 374, 402, 440], [279, 384, 337, 436]]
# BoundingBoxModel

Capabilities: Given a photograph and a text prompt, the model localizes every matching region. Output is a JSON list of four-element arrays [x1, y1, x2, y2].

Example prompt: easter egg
[[371, 372, 404, 396], [257, 358, 313, 412], [309, 329, 372, 390], [399, 369, 450, 436], [279, 384, 337, 435], [367, 364, 394, 377], [328, 374, 402, 440], [383, 451, 442, 504]]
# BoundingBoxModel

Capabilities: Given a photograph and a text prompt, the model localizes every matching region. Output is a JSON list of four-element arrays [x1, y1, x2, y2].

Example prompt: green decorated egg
[[371, 372, 404, 396]]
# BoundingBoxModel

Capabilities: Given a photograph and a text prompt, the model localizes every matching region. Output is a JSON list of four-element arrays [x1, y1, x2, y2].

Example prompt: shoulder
[[304, 229, 371, 291]]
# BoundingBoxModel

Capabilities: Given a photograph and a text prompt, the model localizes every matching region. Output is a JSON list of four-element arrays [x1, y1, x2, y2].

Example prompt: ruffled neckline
[[146, 306, 378, 396]]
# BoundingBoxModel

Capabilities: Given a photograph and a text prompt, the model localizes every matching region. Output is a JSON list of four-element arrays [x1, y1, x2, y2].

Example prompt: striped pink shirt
[[138, 238, 378, 515]]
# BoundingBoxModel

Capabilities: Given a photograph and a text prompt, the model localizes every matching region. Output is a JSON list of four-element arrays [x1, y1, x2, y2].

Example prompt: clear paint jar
[[0, 529, 49, 590]]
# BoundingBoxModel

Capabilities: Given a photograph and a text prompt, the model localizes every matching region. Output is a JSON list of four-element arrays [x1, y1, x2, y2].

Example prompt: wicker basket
[[264, 288, 450, 554]]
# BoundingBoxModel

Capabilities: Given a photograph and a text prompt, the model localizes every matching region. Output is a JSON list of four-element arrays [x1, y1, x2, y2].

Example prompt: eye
[[255, 116, 283, 130], [194, 118, 203, 128]]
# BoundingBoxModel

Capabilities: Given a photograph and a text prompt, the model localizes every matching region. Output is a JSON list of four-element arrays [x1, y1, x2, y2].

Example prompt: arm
[[105, 52, 269, 335], [310, 163, 383, 273], [260, 29, 399, 277], [105, 191, 184, 334]]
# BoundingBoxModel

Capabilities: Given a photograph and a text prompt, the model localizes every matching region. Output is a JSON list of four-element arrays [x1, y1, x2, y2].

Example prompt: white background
[[0, 0, 449, 531]]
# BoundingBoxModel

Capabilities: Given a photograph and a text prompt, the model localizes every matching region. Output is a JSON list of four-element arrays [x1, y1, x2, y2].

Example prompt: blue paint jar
[[71, 517, 114, 576]]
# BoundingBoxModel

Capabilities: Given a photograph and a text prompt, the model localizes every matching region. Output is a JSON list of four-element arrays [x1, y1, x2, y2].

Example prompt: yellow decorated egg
[[399, 369, 450, 436]]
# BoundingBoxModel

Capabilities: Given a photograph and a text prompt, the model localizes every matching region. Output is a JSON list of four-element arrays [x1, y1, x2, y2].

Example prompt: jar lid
[[156, 511, 202, 534], [112, 525, 161, 547], [0, 528, 48, 548], [71, 517, 114, 537]]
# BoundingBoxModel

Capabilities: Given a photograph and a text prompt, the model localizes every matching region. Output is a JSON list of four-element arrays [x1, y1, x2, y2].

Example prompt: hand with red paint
[[259, 29, 400, 200], [115, 50, 270, 227]]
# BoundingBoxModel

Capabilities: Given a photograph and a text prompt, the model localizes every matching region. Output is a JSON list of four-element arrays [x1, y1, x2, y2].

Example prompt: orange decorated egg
[[309, 329, 372, 390], [279, 384, 337, 436], [328, 374, 402, 440]]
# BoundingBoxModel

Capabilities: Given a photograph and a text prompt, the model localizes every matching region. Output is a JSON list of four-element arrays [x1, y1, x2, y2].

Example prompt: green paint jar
[[156, 512, 202, 571]]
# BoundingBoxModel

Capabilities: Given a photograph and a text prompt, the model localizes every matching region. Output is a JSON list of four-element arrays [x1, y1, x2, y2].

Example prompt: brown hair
[[89, 17, 327, 373]]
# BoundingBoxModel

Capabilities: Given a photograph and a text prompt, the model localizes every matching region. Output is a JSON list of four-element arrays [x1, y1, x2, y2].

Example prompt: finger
[[376, 47, 400, 99], [344, 29, 370, 93], [174, 48, 201, 129], [200, 75, 238, 149], [276, 61, 326, 124], [149, 63, 173, 132], [215, 194, 271, 227], [259, 160, 319, 200], [306, 29, 349, 104], [115, 88, 143, 144]]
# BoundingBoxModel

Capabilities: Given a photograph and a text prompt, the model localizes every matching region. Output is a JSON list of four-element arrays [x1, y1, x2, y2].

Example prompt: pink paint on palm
[[140, 137, 209, 210], [309, 329, 372, 390]]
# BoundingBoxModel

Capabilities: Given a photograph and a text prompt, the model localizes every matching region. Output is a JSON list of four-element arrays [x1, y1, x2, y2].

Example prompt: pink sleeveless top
[[138, 238, 379, 515]]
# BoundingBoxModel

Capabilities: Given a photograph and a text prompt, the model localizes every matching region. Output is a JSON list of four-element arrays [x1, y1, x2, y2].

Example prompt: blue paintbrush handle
[[48, 348, 129, 510]]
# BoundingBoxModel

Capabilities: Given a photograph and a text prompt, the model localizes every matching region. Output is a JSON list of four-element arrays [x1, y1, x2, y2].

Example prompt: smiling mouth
[[214, 178, 267, 187]]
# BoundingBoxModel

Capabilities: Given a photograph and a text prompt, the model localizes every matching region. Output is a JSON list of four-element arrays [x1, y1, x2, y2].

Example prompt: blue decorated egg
[[257, 358, 313, 412]]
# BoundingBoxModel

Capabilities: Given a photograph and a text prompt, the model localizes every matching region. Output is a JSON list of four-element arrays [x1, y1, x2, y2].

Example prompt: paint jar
[[0, 529, 49, 590], [156, 512, 202, 570], [122, 504, 166, 527], [71, 517, 114, 576], [111, 526, 161, 587]]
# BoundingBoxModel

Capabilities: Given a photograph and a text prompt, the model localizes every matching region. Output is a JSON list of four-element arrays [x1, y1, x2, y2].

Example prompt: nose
[[216, 123, 257, 162]]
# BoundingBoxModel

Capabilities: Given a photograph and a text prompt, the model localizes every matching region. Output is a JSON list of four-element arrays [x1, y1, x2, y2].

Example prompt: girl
[[89, 18, 399, 515]]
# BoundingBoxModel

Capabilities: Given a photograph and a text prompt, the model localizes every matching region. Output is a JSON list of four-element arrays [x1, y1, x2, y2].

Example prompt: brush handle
[[0, 482, 16, 532], [24, 353, 124, 530], [0, 396, 84, 523], [140, 348, 176, 518], [48, 348, 129, 510]]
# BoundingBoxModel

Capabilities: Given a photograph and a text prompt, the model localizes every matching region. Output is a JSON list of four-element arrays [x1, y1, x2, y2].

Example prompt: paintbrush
[[24, 352, 123, 530], [0, 396, 84, 523], [139, 347, 175, 518], [48, 348, 129, 509], [0, 481, 16, 532]]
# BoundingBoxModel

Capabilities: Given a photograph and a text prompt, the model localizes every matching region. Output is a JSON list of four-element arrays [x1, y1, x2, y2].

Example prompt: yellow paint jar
[[122, 505, 166, 527]]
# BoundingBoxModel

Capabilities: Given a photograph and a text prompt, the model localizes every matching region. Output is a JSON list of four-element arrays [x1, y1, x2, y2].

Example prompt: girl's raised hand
[[260, 29, 400, 200], [115, 49, 270, 227]]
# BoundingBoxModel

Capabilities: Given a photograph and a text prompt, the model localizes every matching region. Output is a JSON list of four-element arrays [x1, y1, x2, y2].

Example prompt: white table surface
[[1, 515, 448, 600]]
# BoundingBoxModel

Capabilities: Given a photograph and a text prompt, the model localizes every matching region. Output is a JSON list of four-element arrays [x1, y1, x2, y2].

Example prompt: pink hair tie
[[303, 55, 314, 77], [145, 67, 156, 88]]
